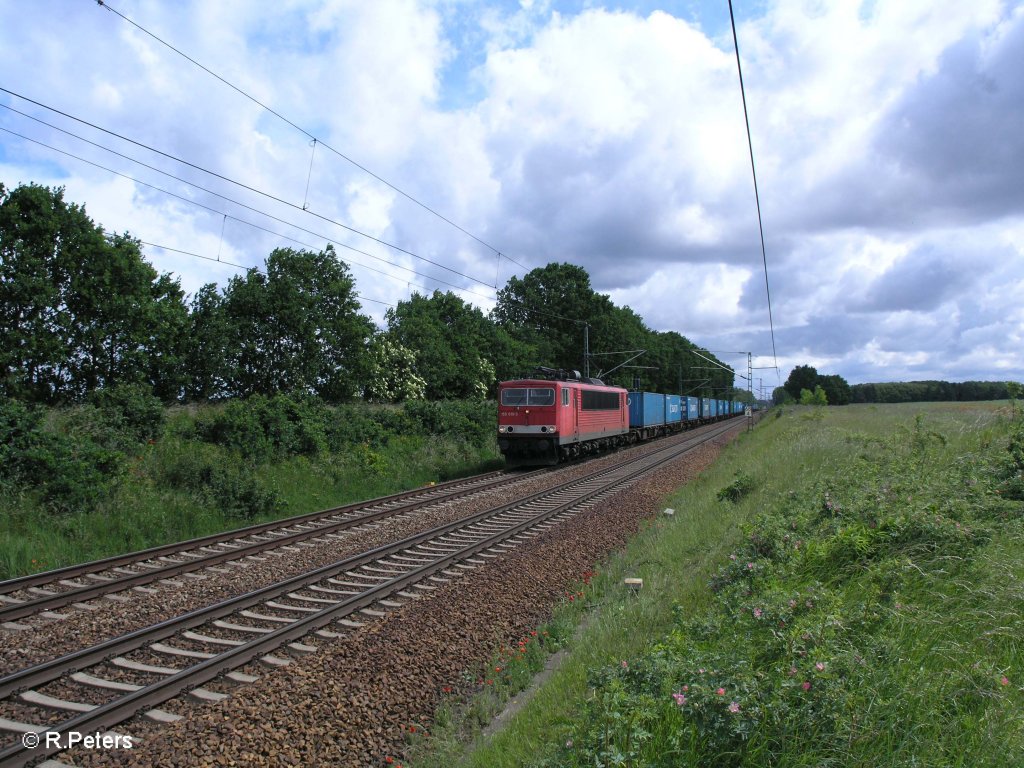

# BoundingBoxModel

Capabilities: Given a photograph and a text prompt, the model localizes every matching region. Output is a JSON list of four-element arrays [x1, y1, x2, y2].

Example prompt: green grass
[[407, 403, 1024, 768]]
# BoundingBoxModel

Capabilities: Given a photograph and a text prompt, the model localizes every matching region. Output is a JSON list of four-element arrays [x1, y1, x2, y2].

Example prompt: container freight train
[[497, 368, 745, 467]]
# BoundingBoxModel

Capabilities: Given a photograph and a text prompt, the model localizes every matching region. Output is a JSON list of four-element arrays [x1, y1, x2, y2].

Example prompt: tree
[[385, 291, 511, 399], [492, 262, 597, 372], [818, 374, 851, 406], [219, 246, 373, 400], [0, 183, 189, 402], [784, 365, 819, 401]]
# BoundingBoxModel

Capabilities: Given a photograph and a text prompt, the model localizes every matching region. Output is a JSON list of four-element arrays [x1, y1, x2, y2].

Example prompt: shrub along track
[[2, 417, 751, 767]]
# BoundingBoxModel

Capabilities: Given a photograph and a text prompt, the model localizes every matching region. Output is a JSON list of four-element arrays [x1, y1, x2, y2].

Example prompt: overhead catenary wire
[[93, 0, 531, 273], [728, 0, 780, 382], [0, 114, 497, 304], [0, 87, 495, 293]]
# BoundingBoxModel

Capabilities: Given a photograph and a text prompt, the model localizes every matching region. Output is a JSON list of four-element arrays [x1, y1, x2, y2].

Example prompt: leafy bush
[[403, 399, 495, 443], [88, 383, 165, 443], [155, 441, 283, 521], [0, 398, 122, 513], [716, 471, 755, 503], [194, 393, 328, 460]]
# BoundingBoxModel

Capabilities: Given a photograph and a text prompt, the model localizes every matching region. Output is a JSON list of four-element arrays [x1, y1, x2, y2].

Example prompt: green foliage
[[851, 379, 1018, 404], [0, 399, 122, 513], [799, 385, 828, 405], [87, 383, 165, 443], [716, 471, 756, 503], [492, 263, 732, 396], [403, 398, 496, 443], [193, 393, 329, 461], [154, 441, 283, 521], [216, 246, 374, 401], [0, 183, 190, 403], [384, 291, 509, 399]]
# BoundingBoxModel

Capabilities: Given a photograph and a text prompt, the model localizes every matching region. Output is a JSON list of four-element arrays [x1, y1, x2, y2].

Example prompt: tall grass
[[409, 403, 1023, 768], [0, 399, 500, 580]]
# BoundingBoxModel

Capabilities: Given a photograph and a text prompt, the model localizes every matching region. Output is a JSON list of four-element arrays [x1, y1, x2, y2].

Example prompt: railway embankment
[[412, 402, 1023, 768]]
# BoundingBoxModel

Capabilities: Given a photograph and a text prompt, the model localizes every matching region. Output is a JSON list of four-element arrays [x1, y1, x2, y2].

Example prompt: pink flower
[[788, 666, 798, 677], [753, 608, 763, 619], [620, 660, 628, 669], [716, 687, 726, 696], [698, 668, 705, 675], [728, 701, 740, 713], [1001, 676, 1010, 686], [802, 681, 812, 691], [682, 685, 689, 692], [730, 553, 737, 560], [815, 662, 825, 672], [746, 562, 755, 570], [672, 692, 687, 706]]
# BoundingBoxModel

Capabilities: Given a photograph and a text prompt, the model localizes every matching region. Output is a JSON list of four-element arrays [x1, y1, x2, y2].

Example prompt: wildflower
[[789, 599, 797, 609], [386, 758, 394, 765], [730, 553, 737, 561], [1001, 676, 1010, 686], [566, 739, 573, 748], [815, 662, 825, 672], [621, 660, 628, 669], [728, 701, 740, 713], [409, 726, 416, 733], [698, 668, 705, 674], [672, 692, 687, 706], [747, 562, 755, 570], [788, 666, 798, 677], [753, 607, 763, 619], [682, 685, 689, 692], [802, 681, 812, 691], [716, 688, 726, 696]]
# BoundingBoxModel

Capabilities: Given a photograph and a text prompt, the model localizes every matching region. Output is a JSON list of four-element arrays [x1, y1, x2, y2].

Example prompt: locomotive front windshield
[[501, 387, 555, 406]]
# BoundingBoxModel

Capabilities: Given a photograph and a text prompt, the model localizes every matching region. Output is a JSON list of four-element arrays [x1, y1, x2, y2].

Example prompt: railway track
[[0, 469, 546, 626], [0, 419, 740, 767]]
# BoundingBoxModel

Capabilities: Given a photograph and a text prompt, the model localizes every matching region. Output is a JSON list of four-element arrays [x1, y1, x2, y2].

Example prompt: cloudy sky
[[2, 0, 1022, 394]]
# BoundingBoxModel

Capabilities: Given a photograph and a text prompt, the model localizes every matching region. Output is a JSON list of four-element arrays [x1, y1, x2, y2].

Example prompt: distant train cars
[[497, 367, 745, 467]]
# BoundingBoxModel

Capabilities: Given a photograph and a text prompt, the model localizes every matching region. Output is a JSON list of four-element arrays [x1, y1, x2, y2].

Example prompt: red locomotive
[[497, 368, 629, 467]]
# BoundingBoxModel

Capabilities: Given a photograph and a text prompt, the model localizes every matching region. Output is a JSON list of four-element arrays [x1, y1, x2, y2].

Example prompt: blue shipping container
[[665, 395, 682, 424], [628, 392, 667, 428], [684, 396, 700, 421], [701, 398, 713, 418]]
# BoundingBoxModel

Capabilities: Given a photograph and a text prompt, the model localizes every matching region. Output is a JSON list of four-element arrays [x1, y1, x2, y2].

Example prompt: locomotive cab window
[[562, 389, 570, 406], [581, 389, 621, 411], [501, 387, 555, 406]]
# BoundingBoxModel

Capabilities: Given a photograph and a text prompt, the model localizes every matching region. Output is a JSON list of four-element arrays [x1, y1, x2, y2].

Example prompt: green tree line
[[774, 364, 1019, 406], [1, 182, 733, 406]]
